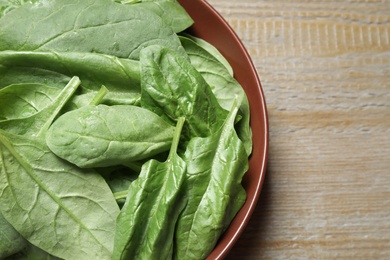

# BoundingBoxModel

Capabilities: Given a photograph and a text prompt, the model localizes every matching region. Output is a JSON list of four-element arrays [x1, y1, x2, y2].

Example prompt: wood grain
[[206, 0, 390, 259]]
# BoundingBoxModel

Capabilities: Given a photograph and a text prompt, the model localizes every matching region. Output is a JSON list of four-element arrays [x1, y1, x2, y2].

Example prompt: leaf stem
[[89, 85, 109, 105], [168, 117, 185, 159], [37, 76, 81, 138], [113, 190, 128, 201]]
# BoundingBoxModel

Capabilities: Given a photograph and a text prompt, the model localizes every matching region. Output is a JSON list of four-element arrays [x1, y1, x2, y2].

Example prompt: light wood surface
[[206, 0, 390, 259]]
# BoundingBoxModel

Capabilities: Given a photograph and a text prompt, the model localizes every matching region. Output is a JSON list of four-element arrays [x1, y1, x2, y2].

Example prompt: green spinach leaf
[[126, 0, 194, 33], [46, 105, 175, 168], [4, 242, 61, 260], [0, 50, 141, 105], [180, 34, 234, 76], [0, 83, 60, 121], [0, 76, 80, 137], [140, 45, 228, 140], [0, 1, 252, 258], [0, 65, 72, 91], [0, 130, 120, 260], [174, 101, 248, 259], [113, 118, 187, 260], [0, 211, 27, 258], [180, 36, 252, 155], [0, 0, 185, 59]]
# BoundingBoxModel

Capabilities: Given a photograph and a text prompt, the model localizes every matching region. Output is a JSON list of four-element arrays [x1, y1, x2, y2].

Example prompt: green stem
[[38, 76, 81, 138], [168, 117, 185, 159], [89, 85, 108, 105], [113, 190, 128, 201], [121, 0, 141, 4]]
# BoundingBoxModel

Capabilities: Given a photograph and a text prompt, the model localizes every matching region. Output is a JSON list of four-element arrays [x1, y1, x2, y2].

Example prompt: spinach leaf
[[4, 242, 61, 260], [46, 105, 175, 168], [0, 211, 27, 258], [121, 0, 194, 33], [174, 101, 248, 259], [0, 83, 60, 121], [0, 129, 120, 260], [113, 118, 187, 260], [0, 76, 80, 137], [0, 0, 40, 18], [0, 50, 141, 105], [0, 0, 185, 59], [140, 45, 228, 140], [181, 34, 234, 76], [0, 1, 252, 258], [0, 65, 72, 91], [180, 36, 252, 155]]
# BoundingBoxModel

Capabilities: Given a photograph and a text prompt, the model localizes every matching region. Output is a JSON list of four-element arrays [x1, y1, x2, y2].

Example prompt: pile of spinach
[[0, 0, 252, 259]]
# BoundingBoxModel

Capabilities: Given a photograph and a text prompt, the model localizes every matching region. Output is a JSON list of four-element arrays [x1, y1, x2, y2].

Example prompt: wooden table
[[206, 1, 390, 259]]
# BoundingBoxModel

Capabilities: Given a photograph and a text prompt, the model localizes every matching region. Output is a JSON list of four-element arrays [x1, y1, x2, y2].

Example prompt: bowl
[[178, 0, 269, 258]]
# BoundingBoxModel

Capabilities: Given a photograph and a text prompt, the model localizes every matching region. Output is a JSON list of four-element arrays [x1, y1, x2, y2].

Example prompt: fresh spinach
[[180, 36, 252, 155], [0, 0, 186, 59], [4, 243, 62, 260], [0, 130, 119, 259], [0, 83, 60, 121], [118, 0, 194, 33], [0, 0, 252, 259], [174, 101, 248, 260], [140, 45, 248, 259], [0, 65, 72, 91], [0, 76, 119, 259], [46, 105, 175, 168], [0, 76, 80, 137], [0, 50, 141, 105], [140, 45, 228, 140], [180, 33, 234, 76], [113, 118, 187, 260], [0, 212, 27, 258]]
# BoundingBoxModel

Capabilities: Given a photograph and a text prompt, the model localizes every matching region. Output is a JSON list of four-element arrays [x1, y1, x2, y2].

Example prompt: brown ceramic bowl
[[178, 0, 269, 259]]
